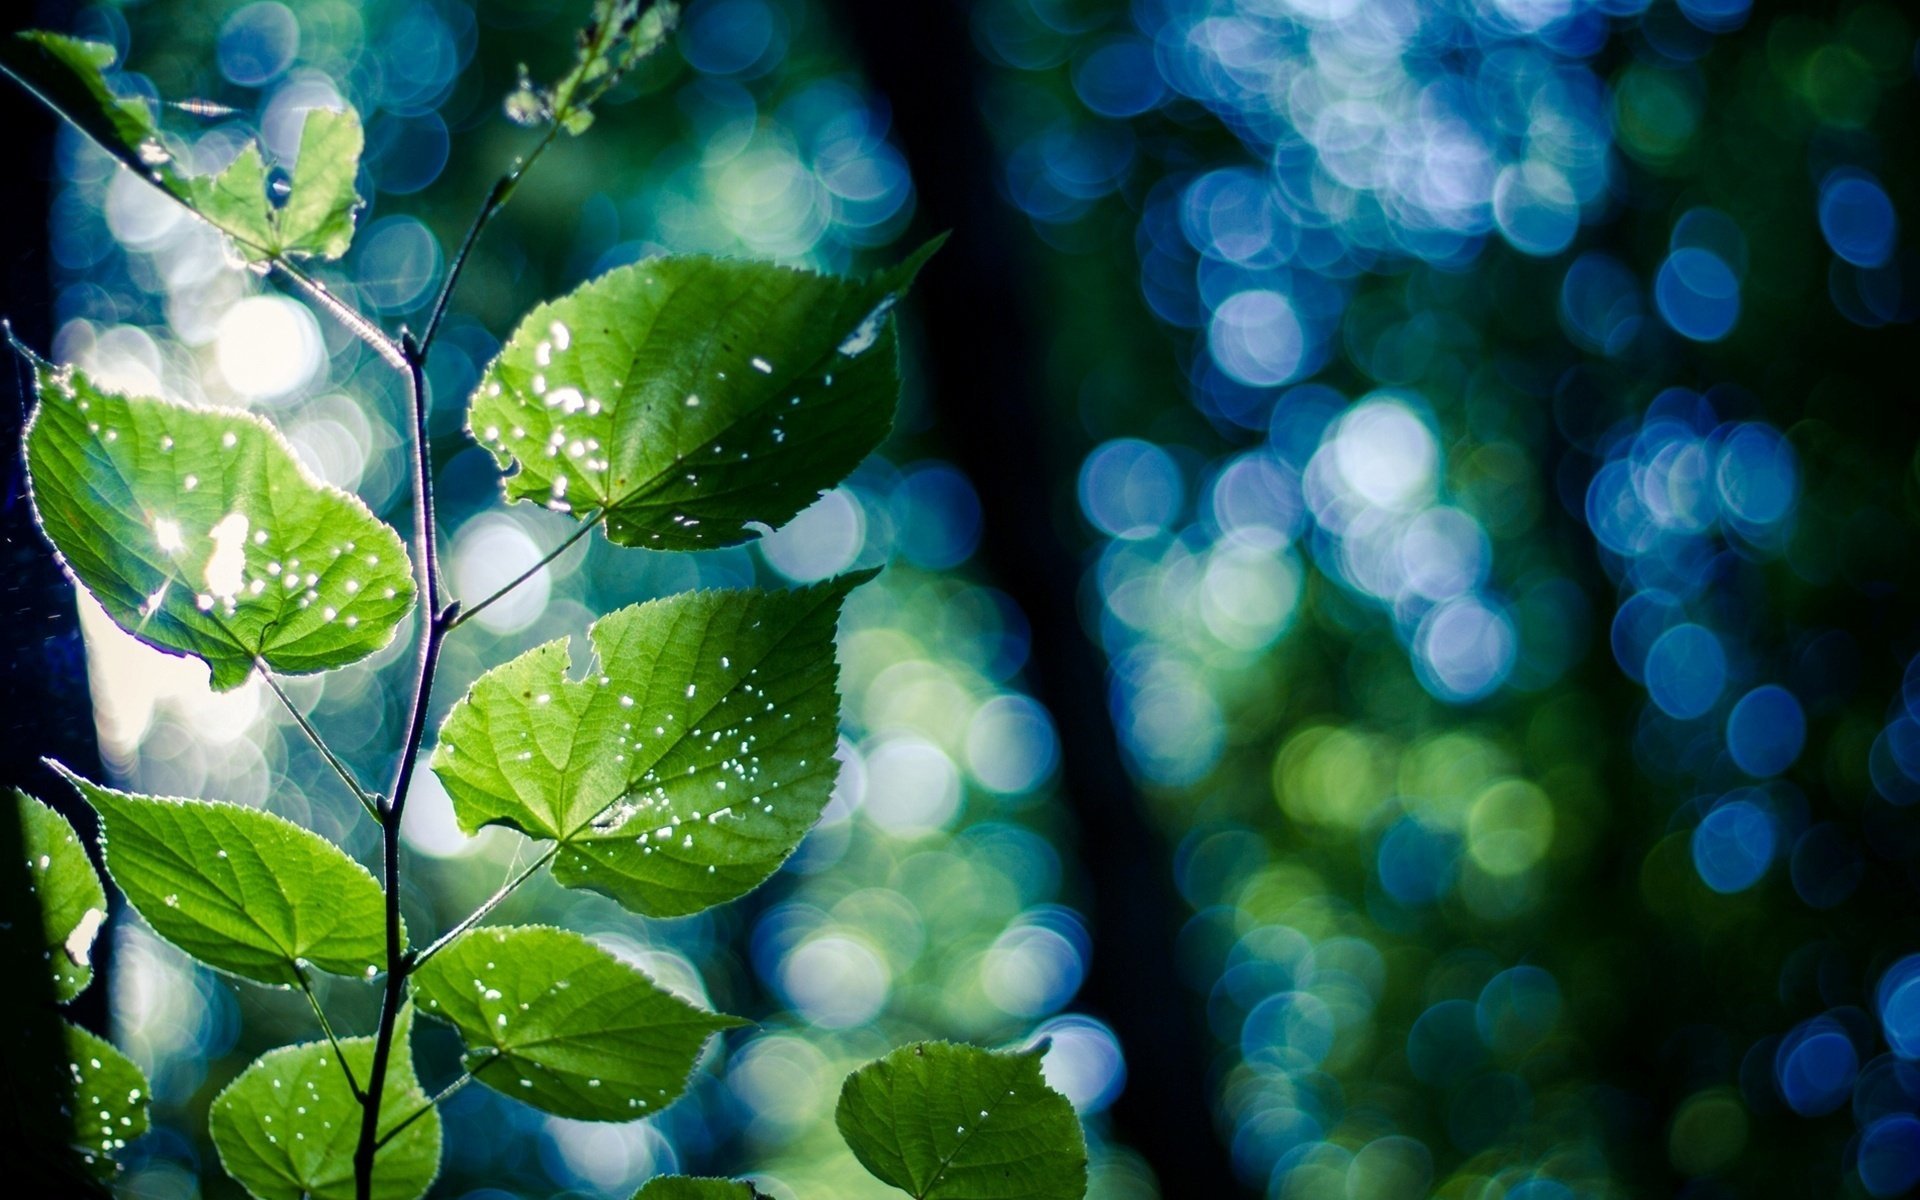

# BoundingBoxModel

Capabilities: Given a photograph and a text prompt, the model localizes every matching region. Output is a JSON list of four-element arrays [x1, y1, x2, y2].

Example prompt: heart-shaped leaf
[[210, 1008, 439, 1200], [58, 765, 389, 985], [414, 925, 741, 1121], [837, 1042, 1088, 1200], [24, 354, 415, 691], [432, 572, 868, 916], [467, 241, 938, 549]]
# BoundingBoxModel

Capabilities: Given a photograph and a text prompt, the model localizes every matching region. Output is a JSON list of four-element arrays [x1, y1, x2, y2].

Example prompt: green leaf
[[836, 1042, 1089, 1200], [23, 355, 416, 691], [632, 1178, 766, 1200], [414, 925, 740, 1122], [432, 572, 869, 916], [0, 32, 365, 261], [63, 1022, 150, 1178], [273, 107, 365, 259], [210, 1008, 440, 1200], [467, 241, 939, 550], [14, 788, 108, 1002], [57, 765, 389, 985]]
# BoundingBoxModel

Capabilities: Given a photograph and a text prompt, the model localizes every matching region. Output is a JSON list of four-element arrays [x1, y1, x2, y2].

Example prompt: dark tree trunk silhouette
[[830, 2, 1241, 1191]]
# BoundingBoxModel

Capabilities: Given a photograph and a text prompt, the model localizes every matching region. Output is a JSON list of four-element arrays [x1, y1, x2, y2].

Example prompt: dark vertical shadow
[[1, 0, 111, 1038], [0, 1, 116, 1189], [829, 2, 1240, 1191]]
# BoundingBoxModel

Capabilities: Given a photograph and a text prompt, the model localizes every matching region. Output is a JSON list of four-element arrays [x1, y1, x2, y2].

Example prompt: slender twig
[[414, 845, 559, 968], [259, 667, 382, 821], [270, 260, 408, 371], [373, 1057, 495, 1151], [351, 330, 448, 1200], [419, 123, 562, 356], [295, 963, 365, 1102], [446, 515, 598, 632]]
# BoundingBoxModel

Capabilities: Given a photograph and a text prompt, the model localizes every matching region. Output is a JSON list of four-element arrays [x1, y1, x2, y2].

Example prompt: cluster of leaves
[[4, 12, 1088, 1200]]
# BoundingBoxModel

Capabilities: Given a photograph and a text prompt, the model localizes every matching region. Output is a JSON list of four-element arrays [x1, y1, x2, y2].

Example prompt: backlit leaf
[[63, 1023, 150, 1178], [414, 925, 741, 1121], [23, 355, 415, 691], [432, 573, 869, 916], [0, 32, 364, 261], [836, 1042, 1089, 1200], [14, 788, 107, 1002], [632, 1178, 766, 1200], [57, 765, 389, 985], [468, 241, 938, 549], [210, 1008, 439, 1200]]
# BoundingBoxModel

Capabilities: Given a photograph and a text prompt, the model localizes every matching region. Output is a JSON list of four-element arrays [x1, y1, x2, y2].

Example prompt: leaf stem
[[414, 844, 559, 968], [295, 963, 365, 1102], [446, 514, 599, 632], [270, 259, 409, 372], [374, 1057, 494, 1151], [418, 123, 562, 357], [259, 667, 382, 821]]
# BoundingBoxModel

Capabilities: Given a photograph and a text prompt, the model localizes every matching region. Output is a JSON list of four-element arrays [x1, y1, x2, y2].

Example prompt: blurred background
[[2, 0, 1918, 1197]]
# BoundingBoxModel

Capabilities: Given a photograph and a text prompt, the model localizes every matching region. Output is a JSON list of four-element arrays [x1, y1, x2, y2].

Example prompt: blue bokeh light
[[1820, 172, 1899, 269], [1877, 957, 1920, 1060], [1645, 623, 1727, 719], [1861, 1114, 1920, 1198], [1775, 1018, 1859, 1117], [1655, 247, 1741, 342], [1692, 798, 1774, 893], [1726, 685, 1806, 777]]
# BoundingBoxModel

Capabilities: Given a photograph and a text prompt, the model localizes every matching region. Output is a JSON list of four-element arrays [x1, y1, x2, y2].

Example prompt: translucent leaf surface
[[414, 925, 741, 1121], [24, 356, 415, 691], [468, 241, 938, 549], [631, 1178, 766, 1200], [64, 1023, 150, 1178], [58, 766, 388, 985], [210, 1008, 440, 1200], [0, 32, 364, 260], [432, 572, 869, 916], [14, 788, 107, 1002], [836, 1042, 1089, 1200]]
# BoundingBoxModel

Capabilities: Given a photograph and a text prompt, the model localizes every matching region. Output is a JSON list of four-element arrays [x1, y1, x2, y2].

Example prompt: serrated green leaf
[[467, 241, 938, 550], [0, 33, 365, 262], [432, 572, 869, 916], [63, 1023, 150, 1178], [57, 766, 389, 985], [632, 1178, 766, 1200], [14, 788, 107, 1002], [836, 1042, 1089, 1200], [414, 924, 740, 1121], [273, 106, 365, 259], [23, 355, 415, 691], [210, 1008, 439, 1200]]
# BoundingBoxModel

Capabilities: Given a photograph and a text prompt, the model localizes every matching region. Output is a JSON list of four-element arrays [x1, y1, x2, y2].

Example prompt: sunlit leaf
[[0, 32, 365, 261], [23, 354, 415, 691], [631, 1178, 766, 1200], [13, 788, 107, 1002], [468, 241, 939, 549], [836, 1042, 1089, 1200], [57, 765, 389, 985], [414, 925, 740, 1121], [432, 572, 869, 916], [63, 1023, 150, 1178], [273, 106, 365, 260], [210, 1008, 439, 1200]]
